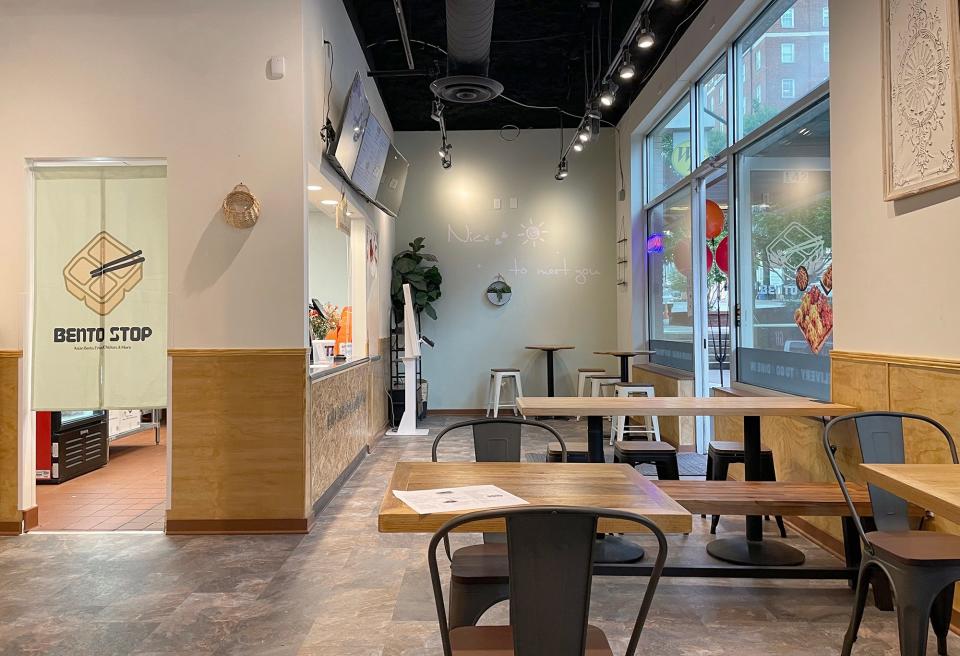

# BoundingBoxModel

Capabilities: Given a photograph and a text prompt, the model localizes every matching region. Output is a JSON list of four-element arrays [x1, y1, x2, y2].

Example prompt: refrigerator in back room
[[36, 410, 108, 483]]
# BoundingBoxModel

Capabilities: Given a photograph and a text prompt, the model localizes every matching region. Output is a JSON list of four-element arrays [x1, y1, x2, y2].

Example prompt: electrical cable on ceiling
[[365, 37, 448, 56], [499, 124, 521, 141], [498, 94, 582, 121], [321, 40, 335, 144]]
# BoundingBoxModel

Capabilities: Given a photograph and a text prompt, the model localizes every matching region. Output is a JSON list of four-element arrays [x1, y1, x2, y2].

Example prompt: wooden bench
[[632, 479, 921, 610], [652, 480, 876, 517]]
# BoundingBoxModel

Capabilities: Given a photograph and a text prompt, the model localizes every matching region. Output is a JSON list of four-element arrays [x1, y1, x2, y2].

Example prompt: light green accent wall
[[394, 129, 618, 409]]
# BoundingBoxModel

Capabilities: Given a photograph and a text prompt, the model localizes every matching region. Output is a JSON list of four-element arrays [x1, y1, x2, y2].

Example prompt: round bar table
[[525, 345, 574, 397], [594, 350, 655, 383]]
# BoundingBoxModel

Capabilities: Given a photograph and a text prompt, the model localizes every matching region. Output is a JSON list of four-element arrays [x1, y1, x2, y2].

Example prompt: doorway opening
[[26, 159, 168, 533]]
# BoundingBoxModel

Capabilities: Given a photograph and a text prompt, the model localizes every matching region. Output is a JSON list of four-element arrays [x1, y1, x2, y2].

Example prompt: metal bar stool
[[610, 383, 660, 445], [485, 368, 524, 418]]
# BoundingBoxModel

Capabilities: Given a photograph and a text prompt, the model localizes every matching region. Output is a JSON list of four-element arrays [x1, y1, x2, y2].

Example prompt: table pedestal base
[[594, 535, 644, 563], [706, 537, 806, 566]]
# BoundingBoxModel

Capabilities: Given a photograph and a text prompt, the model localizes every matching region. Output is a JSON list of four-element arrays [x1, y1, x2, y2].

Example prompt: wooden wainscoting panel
[[889, 364, 960, 463], [168, 350, 307, 524], [831, 356, 888, 410], [0, 354, 20, 531]]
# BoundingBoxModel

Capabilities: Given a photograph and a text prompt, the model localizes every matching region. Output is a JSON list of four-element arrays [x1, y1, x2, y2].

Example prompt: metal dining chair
[[428, 506, 669, 656], [432, 418, 567, 628], [822, 411, 960, 656]]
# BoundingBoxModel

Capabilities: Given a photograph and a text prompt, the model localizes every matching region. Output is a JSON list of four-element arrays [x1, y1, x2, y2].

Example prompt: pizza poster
[[32, 166, 167, 410]]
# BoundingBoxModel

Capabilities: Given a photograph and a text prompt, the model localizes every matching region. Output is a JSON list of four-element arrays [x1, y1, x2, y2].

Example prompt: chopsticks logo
[[63, 231, 145, 316]]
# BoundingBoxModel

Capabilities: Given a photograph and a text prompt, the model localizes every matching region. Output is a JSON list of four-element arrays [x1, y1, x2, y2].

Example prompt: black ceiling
[[343, 0, 707, 131]]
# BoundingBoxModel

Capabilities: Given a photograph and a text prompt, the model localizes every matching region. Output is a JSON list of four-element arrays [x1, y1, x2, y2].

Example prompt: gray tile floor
[[0, 415, 956, 655]]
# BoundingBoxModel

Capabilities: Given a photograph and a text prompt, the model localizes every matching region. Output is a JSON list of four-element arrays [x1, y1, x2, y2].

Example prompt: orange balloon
[[706, 200, 725, 240]]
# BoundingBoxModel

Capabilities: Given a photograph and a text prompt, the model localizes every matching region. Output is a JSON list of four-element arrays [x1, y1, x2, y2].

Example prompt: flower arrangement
[[309, 303, 341, 340]]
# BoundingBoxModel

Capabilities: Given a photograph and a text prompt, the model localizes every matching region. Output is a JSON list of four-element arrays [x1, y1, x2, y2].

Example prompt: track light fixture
[[637, 13, 655, 49], [599, 81, 619, 107], [578, 128, 590, 143], [439, 139, 452, 169], [555, 159, 569, 181], [430, 99, 445, 123], [618, 53, 636, 80], [572, 142, 584, 152]]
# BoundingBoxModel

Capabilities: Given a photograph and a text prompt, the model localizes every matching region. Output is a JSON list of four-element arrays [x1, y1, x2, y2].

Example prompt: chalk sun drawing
[[517, 219, 548, 247]]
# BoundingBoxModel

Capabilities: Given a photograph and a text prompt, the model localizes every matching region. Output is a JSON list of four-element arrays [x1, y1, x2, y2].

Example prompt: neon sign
[[646, 232, 665, 254]]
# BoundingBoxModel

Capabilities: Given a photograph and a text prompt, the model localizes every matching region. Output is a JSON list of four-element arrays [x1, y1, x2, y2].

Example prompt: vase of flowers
[[309, 303, 341, 363]]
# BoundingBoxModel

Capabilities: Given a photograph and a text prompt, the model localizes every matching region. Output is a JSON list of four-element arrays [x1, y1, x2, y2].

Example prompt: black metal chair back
[[432, 418, 568, 551], [432, 417, 567, 463], [822, 411, 959, 553], [428, 506, 668, 656]]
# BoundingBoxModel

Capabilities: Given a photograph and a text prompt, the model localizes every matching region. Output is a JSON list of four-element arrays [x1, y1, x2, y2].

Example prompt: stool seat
[[709, 440, 772, 454], [615, 380, 647, 388], [578, 367, 606, 372], [491, 368, 520, 372], [615, 441, 676, 454]]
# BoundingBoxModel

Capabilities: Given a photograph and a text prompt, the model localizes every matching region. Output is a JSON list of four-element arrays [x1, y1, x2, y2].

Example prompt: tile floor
[[0, 415, 956, 654], [34, 427, 166, 532]]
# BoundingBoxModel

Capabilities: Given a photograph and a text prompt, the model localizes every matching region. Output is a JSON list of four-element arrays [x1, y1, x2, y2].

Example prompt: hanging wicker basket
[[222, 183, 261, 229]]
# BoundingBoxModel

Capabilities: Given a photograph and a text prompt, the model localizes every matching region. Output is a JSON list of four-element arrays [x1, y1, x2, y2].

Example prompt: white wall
[[830, 0, 960, 358], [0, 0, 307, 350], [308, 211, 350, 308], [394, 129, 617, 409]]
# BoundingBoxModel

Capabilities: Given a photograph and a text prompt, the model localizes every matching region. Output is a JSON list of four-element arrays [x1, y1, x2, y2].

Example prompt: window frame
[[781, 78, 796, 98], [780, 7, 794, 28], [638, 0, 831, 398], [780, 42, 795, 63]]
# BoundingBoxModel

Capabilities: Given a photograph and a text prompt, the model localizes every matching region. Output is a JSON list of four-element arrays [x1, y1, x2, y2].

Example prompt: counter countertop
[[309, 354, 380, 381]]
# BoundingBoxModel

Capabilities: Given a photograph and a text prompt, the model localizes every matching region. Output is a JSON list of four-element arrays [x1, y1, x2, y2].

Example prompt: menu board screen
[[352, 113, 390, 198], [333, 72, 370, 178], [376, 144, 409, 216]]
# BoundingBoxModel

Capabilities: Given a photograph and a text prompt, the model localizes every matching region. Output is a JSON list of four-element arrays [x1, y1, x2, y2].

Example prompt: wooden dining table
[[859, 464, 960, 525], [516, 396, 856, 567], [380, 461, 692, 534]]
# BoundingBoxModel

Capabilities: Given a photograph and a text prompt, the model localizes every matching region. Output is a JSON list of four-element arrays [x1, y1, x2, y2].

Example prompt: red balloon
[[706, 246, 714, 272], [715, 236, 730, 274], [672, 238, 691, 274], [706, 200, 725, 240]]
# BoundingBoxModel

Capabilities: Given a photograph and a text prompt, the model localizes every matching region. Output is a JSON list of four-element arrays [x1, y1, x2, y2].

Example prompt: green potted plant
[[391, 237, 442, 322]]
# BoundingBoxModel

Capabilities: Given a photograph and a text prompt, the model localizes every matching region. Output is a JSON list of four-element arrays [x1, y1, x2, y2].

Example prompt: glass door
[[691, 166, 732, 451]]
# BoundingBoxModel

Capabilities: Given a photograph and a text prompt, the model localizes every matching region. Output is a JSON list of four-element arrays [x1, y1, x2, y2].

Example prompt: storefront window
[[647, 189, 694, 371], [646, 98, 691, 200], [698, 57, 728, 164], [735, 99, 831, 398], [735, 0, 829, 140]]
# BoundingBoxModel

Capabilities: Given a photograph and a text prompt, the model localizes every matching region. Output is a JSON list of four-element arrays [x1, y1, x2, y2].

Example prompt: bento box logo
[[63, 232, 145, 316]]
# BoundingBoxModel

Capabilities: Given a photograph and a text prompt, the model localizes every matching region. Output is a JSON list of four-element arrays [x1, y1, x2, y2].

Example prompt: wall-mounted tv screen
[[333, 72, 370, 179], [352, 113, 390, 198], [376, 144, 408, 216], [329, 71, 408, 217]]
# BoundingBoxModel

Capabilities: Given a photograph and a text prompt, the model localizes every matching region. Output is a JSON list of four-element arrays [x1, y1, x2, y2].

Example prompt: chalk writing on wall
[[517, 219, 548, 247], [509, 258, 601, 286]]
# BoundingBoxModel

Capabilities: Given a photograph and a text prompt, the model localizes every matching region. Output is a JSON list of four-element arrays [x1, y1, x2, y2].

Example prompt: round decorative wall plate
[[486, 275, 512, 306]]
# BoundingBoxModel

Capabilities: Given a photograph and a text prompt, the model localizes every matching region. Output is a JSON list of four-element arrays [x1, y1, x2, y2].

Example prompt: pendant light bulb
[[618, 53, 637, 80], [637, 14, 655, 49], [599, 82, 618, 107]]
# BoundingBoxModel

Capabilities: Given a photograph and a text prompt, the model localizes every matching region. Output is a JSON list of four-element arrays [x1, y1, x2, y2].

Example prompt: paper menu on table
[[392, 485, 528, 515]]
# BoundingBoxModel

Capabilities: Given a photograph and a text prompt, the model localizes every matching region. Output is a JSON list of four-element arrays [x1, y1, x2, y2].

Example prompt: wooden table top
[[860, 464, 960, 525], [516, 396, 856, 417], [379, 462, 692, 534], [525, 345, 575, 351], [594, 350, 656, 357]]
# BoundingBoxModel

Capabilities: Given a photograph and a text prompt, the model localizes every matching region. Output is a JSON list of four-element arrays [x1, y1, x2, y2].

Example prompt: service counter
[[306, 354, 388, 518]]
